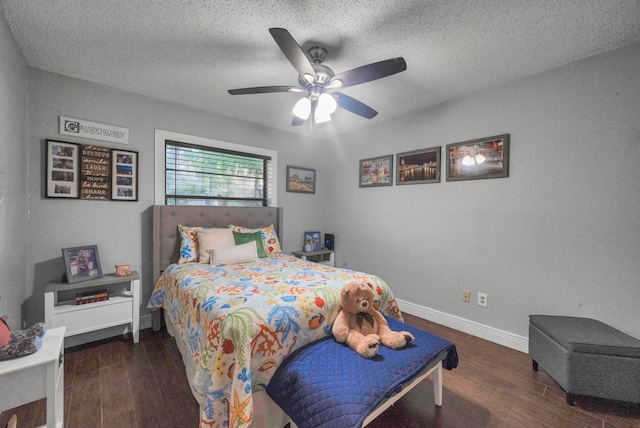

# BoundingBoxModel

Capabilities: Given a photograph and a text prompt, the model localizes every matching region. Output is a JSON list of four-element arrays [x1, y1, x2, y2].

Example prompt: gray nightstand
[[291, 249, 334, 267]]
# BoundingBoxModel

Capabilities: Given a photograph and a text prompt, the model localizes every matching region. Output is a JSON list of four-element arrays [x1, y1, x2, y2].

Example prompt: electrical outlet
[[462, 290, 470, 303], [478, 292, 488, 307]]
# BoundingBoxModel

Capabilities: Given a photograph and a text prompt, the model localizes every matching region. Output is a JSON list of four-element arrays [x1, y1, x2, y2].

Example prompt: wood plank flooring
[[1, 314, 638, 427]]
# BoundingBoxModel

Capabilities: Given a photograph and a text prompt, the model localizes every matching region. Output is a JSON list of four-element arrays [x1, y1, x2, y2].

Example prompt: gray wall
[[0, 15, 28, 329], [322, 42, 640, 340], [23, 69, 326, 342], [4, 3, 639, 346]]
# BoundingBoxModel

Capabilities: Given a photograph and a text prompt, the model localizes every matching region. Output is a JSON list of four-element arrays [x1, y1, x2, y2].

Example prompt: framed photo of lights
[[446, 134, 510, 181], [111, 149, 138, 201], [396, 146, 441, 185]]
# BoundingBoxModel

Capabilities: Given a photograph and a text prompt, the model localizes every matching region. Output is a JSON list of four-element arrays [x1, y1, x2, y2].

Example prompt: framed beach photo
[[62, 245, 103, 283], [446, 134, 510, 181], [359, 155, 393, 187], [111, 149, 138, 201], [286, 166, 316, 194], [396, 146, 441, 185], [46, 140, 80, 198]]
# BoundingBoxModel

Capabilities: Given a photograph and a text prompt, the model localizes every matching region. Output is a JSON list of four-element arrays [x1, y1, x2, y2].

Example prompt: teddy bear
[[0, 315, 47, 361], [332, 280, 414, 358]]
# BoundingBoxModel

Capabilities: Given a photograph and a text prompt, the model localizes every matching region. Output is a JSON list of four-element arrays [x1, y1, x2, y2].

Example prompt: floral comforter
[[147, 253, 403, 428]]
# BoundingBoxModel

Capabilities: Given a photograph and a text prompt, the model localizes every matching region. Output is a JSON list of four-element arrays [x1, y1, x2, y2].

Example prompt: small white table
[[0, 326, 65, 428]]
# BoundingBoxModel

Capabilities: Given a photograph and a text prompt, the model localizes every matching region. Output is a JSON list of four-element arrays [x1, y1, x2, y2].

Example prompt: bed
[[148, 205, 456, 428]]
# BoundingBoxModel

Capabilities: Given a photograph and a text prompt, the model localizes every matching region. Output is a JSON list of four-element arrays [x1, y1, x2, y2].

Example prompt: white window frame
[[154, 129, 278, 206]]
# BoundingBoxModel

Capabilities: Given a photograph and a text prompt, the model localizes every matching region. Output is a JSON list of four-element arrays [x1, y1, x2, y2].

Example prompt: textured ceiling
[[2, 1, 639, 139]]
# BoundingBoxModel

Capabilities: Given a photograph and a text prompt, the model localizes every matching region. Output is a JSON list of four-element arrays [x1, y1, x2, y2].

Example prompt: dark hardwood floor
[[1, 314, 638, 427]]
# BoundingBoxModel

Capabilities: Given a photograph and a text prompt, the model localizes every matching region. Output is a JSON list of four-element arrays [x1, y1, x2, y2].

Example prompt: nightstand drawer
[[53, 298, 133, 336]]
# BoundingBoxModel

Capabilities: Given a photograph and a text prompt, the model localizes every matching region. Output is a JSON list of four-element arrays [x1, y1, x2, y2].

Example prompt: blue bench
[[267, 317, 458, 428]]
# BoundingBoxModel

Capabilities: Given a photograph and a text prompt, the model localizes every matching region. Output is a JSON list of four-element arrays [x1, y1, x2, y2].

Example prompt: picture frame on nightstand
[[62, 245, 103, 283], [303, 231, 321, 251]]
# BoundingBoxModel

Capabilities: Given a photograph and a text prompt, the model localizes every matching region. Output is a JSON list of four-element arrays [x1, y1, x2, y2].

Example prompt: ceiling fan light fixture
[[293, 97, 311, 119], [318, 93, 337, 115], [327, 79, 343, 89], [228, 28, 408, 128], [315, 109, 331, 123]]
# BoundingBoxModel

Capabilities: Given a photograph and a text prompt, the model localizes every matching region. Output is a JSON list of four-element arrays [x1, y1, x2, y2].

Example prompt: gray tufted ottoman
[[529, 315, 640, 405]]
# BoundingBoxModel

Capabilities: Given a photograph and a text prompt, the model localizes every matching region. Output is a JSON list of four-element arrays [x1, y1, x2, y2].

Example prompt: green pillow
[[232, 231, 267, 258]]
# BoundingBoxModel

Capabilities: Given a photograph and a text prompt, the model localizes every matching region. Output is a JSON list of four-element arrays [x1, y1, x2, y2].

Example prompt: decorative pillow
[[208, 241, 259, 265], [178, 224, 206, 263], [229, 224, 282, 254], [232, 231, 267, 258], [196, 228, 235, 264]]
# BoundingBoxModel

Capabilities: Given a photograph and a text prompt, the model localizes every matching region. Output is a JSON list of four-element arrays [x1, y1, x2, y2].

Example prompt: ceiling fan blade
[[334, 92, 378, 119], [291, 116, 305, 126], [269, 28, 317, 81], [330, 57, 406, 89], [228, 86, 302, 95]]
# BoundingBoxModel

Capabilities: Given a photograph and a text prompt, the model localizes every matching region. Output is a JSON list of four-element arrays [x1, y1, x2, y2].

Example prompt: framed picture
[[286, 166, 316, 194], [80, 144, 111, 200], [303, 231, 321, 252], [62, 245, 103, 283], [359, 155, 393, 187], [396, 146, 441, 185], [446, 134, 510, 181], [111, 149, 138, 201], [46, 140, 80, 198]]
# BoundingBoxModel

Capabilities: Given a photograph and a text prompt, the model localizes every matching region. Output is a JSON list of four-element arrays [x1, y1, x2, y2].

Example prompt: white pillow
[[208, 241, 260, 265], [196, 228, 235, 264]]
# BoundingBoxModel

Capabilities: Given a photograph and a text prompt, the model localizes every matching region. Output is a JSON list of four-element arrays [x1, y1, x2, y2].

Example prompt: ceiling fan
[[228, 28, 407, 128]]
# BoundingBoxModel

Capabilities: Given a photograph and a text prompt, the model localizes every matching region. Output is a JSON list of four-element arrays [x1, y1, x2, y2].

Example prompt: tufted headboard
[[153, 205, 283, 281]]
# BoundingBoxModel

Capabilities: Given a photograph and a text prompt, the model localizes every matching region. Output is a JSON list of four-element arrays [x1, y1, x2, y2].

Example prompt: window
[[154, 130, 277, 206]]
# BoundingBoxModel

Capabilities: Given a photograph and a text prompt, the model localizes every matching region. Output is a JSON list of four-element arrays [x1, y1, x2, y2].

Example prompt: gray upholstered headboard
[[153, 205, 283, 281]]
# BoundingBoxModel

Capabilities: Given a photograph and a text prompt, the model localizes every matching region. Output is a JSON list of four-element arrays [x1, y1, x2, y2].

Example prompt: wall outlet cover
[[478, 292, 488, 307]]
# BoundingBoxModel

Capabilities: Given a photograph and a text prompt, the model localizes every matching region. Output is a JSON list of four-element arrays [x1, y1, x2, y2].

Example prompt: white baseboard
[[397, 299, 529, 354]]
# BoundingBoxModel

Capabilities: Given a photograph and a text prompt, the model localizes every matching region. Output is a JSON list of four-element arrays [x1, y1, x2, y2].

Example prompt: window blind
[[165, 141, 272, 206]]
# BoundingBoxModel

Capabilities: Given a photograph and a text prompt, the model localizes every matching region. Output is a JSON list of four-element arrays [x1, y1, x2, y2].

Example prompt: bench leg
[[432, 361, 443, 407], [532, 360, 538, 371], [567, 393, 576, 406]]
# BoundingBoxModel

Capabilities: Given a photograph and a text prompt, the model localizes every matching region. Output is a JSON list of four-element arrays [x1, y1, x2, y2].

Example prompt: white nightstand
[[291, 249, 335, 267], [0, 327, 65, 428], [45, 271, 140, 343]]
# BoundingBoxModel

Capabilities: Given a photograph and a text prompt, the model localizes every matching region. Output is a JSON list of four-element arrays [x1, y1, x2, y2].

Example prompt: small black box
[[324, 233, 334, 250]]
